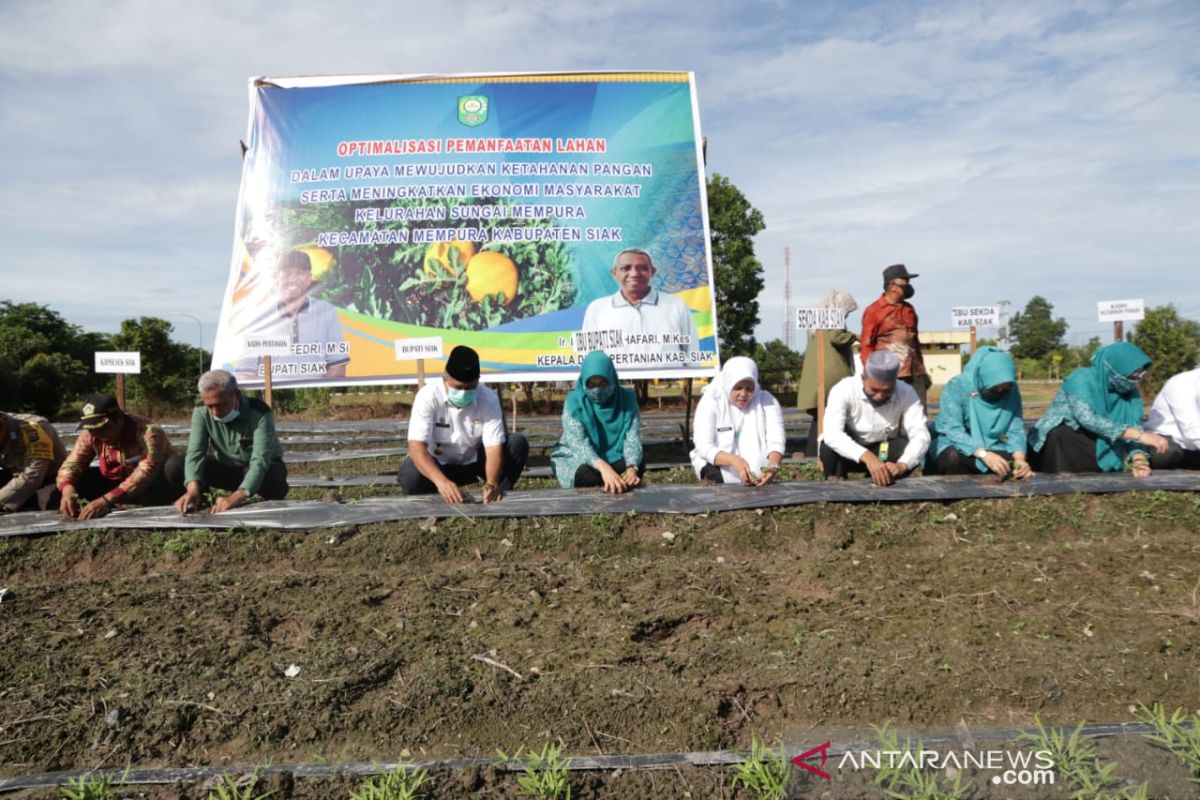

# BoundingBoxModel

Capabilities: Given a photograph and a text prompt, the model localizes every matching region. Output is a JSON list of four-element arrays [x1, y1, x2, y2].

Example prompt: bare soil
[[2, 488, 1199, 798]]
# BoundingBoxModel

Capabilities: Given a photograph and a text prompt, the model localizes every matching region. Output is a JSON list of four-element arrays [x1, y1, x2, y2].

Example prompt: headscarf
[[820, 288, 858, 315], [564, 351, 638, 463], [950, 347, 1023, 467], [1061, 342, 1150, 470], [701, 356, 776, 483]]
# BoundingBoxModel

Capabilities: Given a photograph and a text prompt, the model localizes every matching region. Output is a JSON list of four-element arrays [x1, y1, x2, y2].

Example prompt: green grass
[[1135, 702, 1200, 782], [1017, 718, 1148, 800], [498, 743, 572, 800], [730, 733, 789, 799], [872, 723, 970, 800], [350, 767, 430, 800]]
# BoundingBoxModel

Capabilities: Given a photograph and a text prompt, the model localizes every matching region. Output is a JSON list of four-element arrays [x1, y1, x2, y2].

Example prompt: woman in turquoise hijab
[[929, 347, 1031, 478], [550, 351, 644, 493], [1029, 342, 1170, 475]]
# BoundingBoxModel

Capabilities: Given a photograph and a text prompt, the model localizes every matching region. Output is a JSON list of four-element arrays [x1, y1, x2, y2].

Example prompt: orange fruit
[[465, 251, 519, 306], [296, 246, 336, 280], [423, 240, 476, 278]]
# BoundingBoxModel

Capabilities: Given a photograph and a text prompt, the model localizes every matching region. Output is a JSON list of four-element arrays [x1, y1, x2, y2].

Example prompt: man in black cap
[[56, 394, 178, 519], [397, 345, 529, 503], [860, 263, 930, 409]]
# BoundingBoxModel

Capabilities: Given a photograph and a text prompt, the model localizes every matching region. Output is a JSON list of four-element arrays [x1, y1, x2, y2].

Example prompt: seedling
[[58, 773, 116, 800], [1135, 702, 1200, 782], [1017, 717, 1147, 799], [498, 743, 572, 800], [350, 766, 430, 800], [730, 733, 789, 799], [206, 774, 277, 800], [873, 723, 969, 800]]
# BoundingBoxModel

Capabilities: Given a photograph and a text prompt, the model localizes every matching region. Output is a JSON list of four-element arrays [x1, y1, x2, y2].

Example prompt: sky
[[1, 0, 1197, 356]]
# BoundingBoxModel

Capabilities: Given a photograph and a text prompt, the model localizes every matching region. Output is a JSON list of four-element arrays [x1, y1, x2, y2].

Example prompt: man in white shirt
[[398, 345, 529, 503], [579, 248, 701, 369], [1146, 367, 1200, 470], [820, 351, 930, 486]]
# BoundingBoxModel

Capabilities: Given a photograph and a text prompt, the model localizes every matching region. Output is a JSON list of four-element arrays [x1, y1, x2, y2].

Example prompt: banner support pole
[[263, 357, 274, 409]]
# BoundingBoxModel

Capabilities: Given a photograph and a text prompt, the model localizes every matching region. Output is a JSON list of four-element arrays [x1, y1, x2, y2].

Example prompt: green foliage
[[873, 723, 970, 800], [1132, 305, 1200, 396], [1010, 296, 1068, 360], [57, 774, 117, 800], [730, 733, 789, 800], [498, 743, 572, 799], [0, 301, 104, 414], [1017, 718, 1147, 799], [283, 197, 575, 330], [109, 316, 209, 413], [707, 173, 766, 356], [206, 774, 277, 800], [350, 767, 430, 800], [1134, 702, 1200, 781], [752, 339, 804, 392]]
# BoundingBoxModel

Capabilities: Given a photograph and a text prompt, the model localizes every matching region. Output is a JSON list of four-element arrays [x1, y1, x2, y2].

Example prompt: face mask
[[1107, 372, 1139, 394], [863, 390, 889, 408], [901, 284, 915, 300], [215, 408, 240, 424], [447, 388, 477, 408], [980, 387, 1008, 403], [586, 385, 615, 404]]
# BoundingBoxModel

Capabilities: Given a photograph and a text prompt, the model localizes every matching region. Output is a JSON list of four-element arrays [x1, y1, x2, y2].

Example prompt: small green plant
[[730, 733, 789, 799], [350, 767, 430, 800], [873, 723, 969, 800], [1135, 702, 1200, 782], [58, 773, 116, 800], [498, 743, 572, 800], [206, 774, 277, 800], [1018, 718, 1147, 799]]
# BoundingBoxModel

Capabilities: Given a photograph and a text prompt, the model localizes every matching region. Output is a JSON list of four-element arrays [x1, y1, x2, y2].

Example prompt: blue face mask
[[447, 387, 477, 408], [1104, 362, 1141, 395], [215, 407, 240, 424], [586, 384, 615, 404]]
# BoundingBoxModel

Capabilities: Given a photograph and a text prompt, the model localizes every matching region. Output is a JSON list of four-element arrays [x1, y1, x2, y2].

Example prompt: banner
[[212, 71, 719, 387]]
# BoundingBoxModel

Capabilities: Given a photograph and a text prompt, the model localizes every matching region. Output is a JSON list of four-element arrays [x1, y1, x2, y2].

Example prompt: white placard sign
[[950, 305, 999, 328], [242, 335, 292, 357], [1097, 299, 1144, 323], [94, 351, 141, 374], [394, 337, 445, 360], [795, 308, 848, 330]]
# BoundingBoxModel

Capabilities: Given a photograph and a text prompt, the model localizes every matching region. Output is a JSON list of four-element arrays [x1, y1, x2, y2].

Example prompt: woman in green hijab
[[1029, 342, 1170, 475], [929, 347, 1031, 478], [550, 351, 644, 493]]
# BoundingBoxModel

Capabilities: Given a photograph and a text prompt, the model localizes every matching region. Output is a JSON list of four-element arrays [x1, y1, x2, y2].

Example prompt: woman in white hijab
[[690, 356, 787, 485]]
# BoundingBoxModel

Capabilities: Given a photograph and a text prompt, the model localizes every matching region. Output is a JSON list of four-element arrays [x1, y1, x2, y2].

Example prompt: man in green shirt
[[166, 370, 288, 514]]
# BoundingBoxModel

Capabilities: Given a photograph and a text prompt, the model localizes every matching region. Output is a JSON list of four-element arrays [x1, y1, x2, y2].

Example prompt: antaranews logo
[[458, 95, 488, 127]]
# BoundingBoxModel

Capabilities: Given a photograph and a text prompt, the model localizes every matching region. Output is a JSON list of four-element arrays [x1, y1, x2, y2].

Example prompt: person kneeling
[[928, 347, 1032, 479], [397, 345, 528, 504], [690, 356, 785, 485], [169, 370, 289, 514], [819, 352, 930, 486], [57, 394, 178, 519], [550, 351, 644, 493]]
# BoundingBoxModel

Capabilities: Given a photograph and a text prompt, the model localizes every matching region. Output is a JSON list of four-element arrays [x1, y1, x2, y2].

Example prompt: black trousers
[[163, 453, 289, 500], [803, 409, 819, 458], [699, 463, 726, 483], [397, 434, 528, 495], [933, 447, 1014, 476], [1151, 438, 1200, 470], [572, 458, 646, 488], [819, 435, 911, 479], [1031, 424, 1100, 473], [66, 466, 181, 507]]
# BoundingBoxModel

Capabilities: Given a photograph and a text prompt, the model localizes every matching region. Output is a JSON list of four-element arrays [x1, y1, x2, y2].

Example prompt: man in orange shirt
[[860, 264, 930, 410]]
